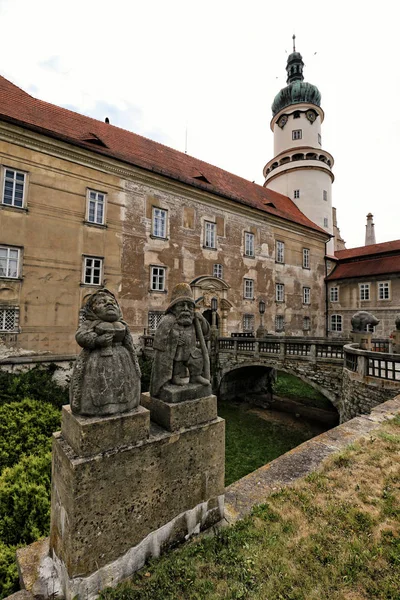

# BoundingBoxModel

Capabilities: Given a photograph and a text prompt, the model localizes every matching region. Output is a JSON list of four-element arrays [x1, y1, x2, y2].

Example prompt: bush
[[0, 541, 19, 599], [138, 354, 153, 393], [0, 452, 52, 546], [0, 399, 61, 473], [0, 365, 69, 409]]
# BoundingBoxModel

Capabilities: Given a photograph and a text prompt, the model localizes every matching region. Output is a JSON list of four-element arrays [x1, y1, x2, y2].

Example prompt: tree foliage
[[0, 365, 69, 408]]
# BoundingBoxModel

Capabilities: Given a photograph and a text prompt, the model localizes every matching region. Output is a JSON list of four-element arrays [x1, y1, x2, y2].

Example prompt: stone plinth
[[141, 392, 217, 431], [18, 402, 225, 600], [158, 382, 212, 403], [350, 331, 372, 350], [61, 404, 150, 457]]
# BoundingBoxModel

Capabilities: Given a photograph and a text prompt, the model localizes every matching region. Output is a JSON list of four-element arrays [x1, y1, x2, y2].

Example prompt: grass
[[273, 371, 334, 410], [100, 415, 400, 600], [218, 400, 317, 486]]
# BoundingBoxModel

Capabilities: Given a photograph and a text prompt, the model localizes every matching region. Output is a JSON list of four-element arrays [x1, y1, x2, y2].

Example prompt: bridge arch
[[217, 360, 340, 410]]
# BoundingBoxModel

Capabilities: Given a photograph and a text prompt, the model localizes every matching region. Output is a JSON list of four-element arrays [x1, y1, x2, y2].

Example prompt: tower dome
[[272, 42, 321, 116]]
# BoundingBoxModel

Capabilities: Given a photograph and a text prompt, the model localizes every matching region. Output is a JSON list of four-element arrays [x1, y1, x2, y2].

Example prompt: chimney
[[365, 213, 376, 246]]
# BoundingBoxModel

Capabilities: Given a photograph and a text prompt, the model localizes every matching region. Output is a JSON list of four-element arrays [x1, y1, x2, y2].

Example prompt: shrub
[[0, 541, 19, 599], [0, 365, 69, 409], [0, 452, 51, 546], [0, 399, 61, 473]]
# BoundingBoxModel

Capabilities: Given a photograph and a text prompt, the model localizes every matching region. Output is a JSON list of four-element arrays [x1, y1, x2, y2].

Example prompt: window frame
[[213, 263, 223, 279], [150, 265, 167, 292], [359, 283, 370, 301], [330, 314, 342, 332], [86, 189, 106, 226], [275, 315, 284, 331], [1, 167, 27, 209], [244, 232, 255, 257], [303, 316, 310, 331], [323, 190, 328, 201], [0, 305, 19, 332], [276, 283, 285, 303], [152, 207, 168, 239], [82, 256, 103, 286], [276, 240, 285, 264], [294, 189, 300, 199], [303, 286, 311, 305], [324, 217, 329, 228], [330, 286, 339, 302], [243, 313, 255, 332], [204, 221, 216, 249], [378, 281, 390, 301], [0, 245, 21, 279], [302, 248, 310, 269], [243, 278, 254, 300], [292, 129, 302, 141]]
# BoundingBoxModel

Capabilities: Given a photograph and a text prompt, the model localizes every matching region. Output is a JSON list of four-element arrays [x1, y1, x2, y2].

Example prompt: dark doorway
[[203, 309, 219, 328]]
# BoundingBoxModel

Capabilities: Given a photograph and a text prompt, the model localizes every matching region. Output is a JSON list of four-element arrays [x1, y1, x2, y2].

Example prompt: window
[[303, 316, 310, 331], [244, 232, 255, 257], [204, 221, 216, 248], [292, 129, 302, 140], [366, 323, 375, 333], [152, 207, 167, 238], [324, 217, 329, 228], [318, 133, 322, 145], [330, 286, 339, 302], [276, 283, 285, 302], [244, 278, 254, 299], [243, 314, 255, 332], [87, 190, 105, 225], [303, 287, 311, 304], [213, 264, 223, 278], [151, 266, 166, 291], [378, 282, 390, 300], [275, 315, 284, 331], [0, 306, 18, 331], [330, 314, 342, 332], [293, 111, 301, 119], [0, 246, 20, 278], [360, 283, 370, 301], [2, 168, 26, 208], [83, 257, 103, 285], [302, 248, 310, 269], [294, 189, 300, 199], [276, 240, 285, 263], [148, 311, 164, 331], [323, 190, 328, 201]]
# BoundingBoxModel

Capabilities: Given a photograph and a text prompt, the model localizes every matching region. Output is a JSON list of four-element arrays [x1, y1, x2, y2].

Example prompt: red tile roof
[[326, 255, 400, 281], [335, 239, 400, 260], [0, 75, 327, 235]]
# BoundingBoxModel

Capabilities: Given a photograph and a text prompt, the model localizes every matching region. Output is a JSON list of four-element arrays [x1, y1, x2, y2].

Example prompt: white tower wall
[[273, 105, 323, 156]]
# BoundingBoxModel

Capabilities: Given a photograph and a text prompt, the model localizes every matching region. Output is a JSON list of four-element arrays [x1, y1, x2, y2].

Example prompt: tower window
[[292, 130, 302, 140], [318, 133, 322, 145], [323, 190, 328, 201], [294, 189, 300, 199], [293, 111, 301, 119], [324, 217, 329, 228]]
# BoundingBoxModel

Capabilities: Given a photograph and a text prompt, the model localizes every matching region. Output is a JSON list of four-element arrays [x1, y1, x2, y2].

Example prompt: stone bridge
[[215, 337, 345, 410]]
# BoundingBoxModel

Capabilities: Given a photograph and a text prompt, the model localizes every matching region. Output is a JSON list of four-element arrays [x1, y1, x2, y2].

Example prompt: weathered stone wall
[[341, 368, 399, 422]]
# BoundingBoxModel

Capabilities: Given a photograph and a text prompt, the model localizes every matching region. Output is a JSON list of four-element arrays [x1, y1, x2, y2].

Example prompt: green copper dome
[[271, 49, 321, 116]]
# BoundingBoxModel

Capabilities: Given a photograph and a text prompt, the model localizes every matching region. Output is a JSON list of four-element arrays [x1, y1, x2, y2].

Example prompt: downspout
[[324, 240, 329, 338]]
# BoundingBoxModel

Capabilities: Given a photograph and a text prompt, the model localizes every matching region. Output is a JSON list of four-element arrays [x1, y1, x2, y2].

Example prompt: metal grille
[[317, 344, 344, 359], [259, 342, 280, 354], [0, 307, 16, 331], [148, 311, 164, 331], [368, 358, 400, 381], [345, 353, 358, 372], [286, 343, 311, 356]]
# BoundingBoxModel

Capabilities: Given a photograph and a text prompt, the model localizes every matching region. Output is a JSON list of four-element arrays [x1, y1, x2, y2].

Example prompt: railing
[[286, 343, 311, 356], [317, 344, 344, 359], [371, 339, 390, 353], [217, 337, 346, 362], [368, 357, 400, 381], [344, 343, 400, 382], [345, 353, 358, 372], [259, 341, 280, 354]]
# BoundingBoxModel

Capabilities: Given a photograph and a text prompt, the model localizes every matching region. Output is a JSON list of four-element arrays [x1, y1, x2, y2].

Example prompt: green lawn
[[273, 371, 334, 410], [219, 400, 319, 486]]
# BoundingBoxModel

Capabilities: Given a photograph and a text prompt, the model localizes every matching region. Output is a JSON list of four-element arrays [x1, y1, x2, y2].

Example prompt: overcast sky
[[0, 0, 399, 249]]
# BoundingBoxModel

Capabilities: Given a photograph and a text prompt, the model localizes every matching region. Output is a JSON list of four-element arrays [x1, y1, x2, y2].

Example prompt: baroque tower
[[264, 37, 335, 255]]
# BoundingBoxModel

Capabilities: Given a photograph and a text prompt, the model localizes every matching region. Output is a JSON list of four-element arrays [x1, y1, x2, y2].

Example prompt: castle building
[[0, 61, 330, 355]]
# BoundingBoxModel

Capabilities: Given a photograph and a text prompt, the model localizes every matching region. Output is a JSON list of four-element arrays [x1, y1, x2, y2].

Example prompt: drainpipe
[[324, 240, 329, 338]]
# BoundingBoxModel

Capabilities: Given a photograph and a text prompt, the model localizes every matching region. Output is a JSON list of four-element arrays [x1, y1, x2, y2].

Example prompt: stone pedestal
[[350, 331, 372, 350], [17, 398, 224, 600]]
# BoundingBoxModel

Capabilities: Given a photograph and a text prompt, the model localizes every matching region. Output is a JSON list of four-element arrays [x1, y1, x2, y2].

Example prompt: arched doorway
[[202, 309, 220, 328], [190, 275, 233, 337]]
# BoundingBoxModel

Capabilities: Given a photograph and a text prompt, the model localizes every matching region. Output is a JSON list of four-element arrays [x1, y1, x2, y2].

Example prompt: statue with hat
[[149, 283, 211, 399]]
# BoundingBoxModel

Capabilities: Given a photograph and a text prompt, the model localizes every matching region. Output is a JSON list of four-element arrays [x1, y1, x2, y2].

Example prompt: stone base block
[[18, 496, 224, 600], [61, 404, 150, 457], [141, 392, 218, 431], [350, 331, 372, 350], [158, 382, 212, 403]]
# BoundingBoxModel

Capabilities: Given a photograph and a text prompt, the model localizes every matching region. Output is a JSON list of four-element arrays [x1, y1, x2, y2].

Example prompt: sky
[[0, 0, 399, 249]]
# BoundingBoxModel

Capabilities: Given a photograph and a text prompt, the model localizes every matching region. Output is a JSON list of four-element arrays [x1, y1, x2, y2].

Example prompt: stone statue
[[70, 289, 141, 416], [150, 283, 210, 399], [351, 311, 380, 333]]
